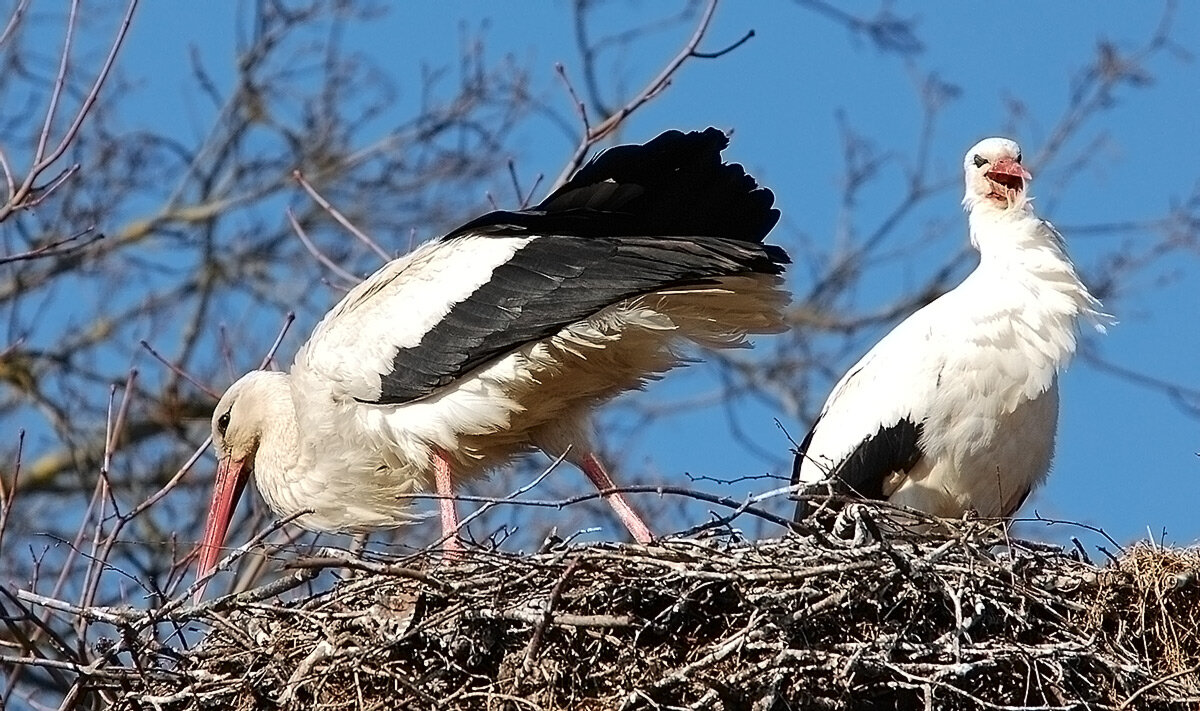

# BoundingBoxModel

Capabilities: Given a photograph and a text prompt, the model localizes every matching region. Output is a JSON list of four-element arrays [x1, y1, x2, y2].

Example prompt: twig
[[0, 430, 22, 551], [292, 170, 390, 261], [258, 312, 296, 370], [522, 559, 581, 672], [0, 226, 102, 264], [287, 551, 452, 595], [0, 0, 138, 221], [178, 510, 310, 609], [436, 451, 569, 551], [0, 0, 30, 49], [406, 483, 797, 533], [1119, 662, 1200, 710], [287, 207, 360, 284], [139, 340, 222, 400], [691, 28, 754, 59]]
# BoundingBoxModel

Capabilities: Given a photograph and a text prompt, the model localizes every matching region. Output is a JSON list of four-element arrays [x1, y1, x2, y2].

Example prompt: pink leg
[[432, 448, 464, 558], [579, 452, 654, 544]]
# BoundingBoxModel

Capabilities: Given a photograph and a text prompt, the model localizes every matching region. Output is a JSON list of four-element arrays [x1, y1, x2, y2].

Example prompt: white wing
[[792, 302, 945, 495]]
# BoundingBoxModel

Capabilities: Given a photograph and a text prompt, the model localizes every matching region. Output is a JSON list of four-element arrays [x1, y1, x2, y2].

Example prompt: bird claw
[[834, 503, 880, 547]]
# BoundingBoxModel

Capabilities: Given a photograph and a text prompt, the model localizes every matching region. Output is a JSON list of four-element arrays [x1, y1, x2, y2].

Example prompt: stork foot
[[834, 503, 885, 546]]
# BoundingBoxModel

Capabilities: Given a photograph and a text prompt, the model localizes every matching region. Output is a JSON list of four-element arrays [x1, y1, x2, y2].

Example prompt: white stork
[[198, 128, 790, 581], [792, 137, 1109, 521]]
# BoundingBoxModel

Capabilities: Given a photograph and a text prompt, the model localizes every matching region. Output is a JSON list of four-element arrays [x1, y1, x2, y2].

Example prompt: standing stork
[[199, 128, 790, 582], [792, 137, 1109, 521]]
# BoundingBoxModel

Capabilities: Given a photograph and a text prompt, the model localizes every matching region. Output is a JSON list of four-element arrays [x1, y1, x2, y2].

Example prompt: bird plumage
[[792, 137, 1108, 520], [201, 128, 790, 580]]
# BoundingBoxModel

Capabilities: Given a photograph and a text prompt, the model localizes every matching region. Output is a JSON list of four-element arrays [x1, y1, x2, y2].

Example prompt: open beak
[[195, 454, 252, 599], [985, 157, 1032, 192]]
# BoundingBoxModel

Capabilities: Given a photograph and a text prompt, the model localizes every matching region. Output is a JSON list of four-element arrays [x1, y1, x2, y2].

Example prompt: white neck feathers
[[967, 204, 1110, 333]]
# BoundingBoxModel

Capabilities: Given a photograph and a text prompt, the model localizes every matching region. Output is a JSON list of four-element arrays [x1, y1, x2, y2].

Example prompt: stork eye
[[973, 155, 988, 168], [217, 410, 231, 436], [1015, 153, 1022, 164]]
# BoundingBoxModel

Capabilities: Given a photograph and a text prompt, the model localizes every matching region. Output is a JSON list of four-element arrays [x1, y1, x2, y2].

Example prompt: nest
[[28, 509, 1200, 710]]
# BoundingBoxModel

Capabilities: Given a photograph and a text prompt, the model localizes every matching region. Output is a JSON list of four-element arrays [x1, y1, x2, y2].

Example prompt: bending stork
[[199, 128, 790, 581]]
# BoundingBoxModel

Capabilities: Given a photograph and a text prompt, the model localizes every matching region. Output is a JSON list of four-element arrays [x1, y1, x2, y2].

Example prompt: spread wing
[[296, 128, 787, 406]]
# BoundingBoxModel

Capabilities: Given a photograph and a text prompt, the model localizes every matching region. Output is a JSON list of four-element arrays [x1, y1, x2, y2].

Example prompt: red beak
[[986, 157, 1032, 182], [195, 454, 252, 599]]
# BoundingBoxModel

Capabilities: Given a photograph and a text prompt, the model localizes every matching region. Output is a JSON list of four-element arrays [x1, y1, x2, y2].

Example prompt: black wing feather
[[792, 417, 925, 521], [375, 235, 781, 404], [445, 127, 781, 244], [830, 419, 925, 499]]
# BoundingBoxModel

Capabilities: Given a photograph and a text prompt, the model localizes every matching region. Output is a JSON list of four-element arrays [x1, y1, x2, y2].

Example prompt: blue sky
[[113, 2, 1199, 550]]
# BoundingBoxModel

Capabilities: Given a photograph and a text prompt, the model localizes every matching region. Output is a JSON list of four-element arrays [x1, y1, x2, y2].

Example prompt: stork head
[[196, 370, 290, 594], [962, 137, 1032, 211]]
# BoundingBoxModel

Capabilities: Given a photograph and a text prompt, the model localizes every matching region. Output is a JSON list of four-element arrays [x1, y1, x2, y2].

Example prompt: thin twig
[[0, 227, 103, 265], [287, 207, 360, 284], [139, 341, 222, 400], [292, 170, 391, 261]]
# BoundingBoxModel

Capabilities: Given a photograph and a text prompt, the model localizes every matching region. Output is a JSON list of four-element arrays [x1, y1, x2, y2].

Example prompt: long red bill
[[194, 455, 251, 600]]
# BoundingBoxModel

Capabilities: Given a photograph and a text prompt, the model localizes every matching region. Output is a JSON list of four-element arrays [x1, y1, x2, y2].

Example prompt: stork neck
[[965, 204, 1108, 336], [250, 374, 304, 485], [969, 206, 1068, 272]]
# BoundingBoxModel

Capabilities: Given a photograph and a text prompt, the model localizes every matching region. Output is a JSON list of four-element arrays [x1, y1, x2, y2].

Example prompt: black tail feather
[[447, 128, 782, 247]]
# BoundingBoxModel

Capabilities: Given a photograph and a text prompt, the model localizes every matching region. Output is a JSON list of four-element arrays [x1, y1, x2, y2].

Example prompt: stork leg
[[578, 452, 654, 544], [431, 448, 464, 557]]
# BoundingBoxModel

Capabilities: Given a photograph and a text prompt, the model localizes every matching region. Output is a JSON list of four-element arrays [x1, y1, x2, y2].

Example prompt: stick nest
[[77, 513, 1200, 709]]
